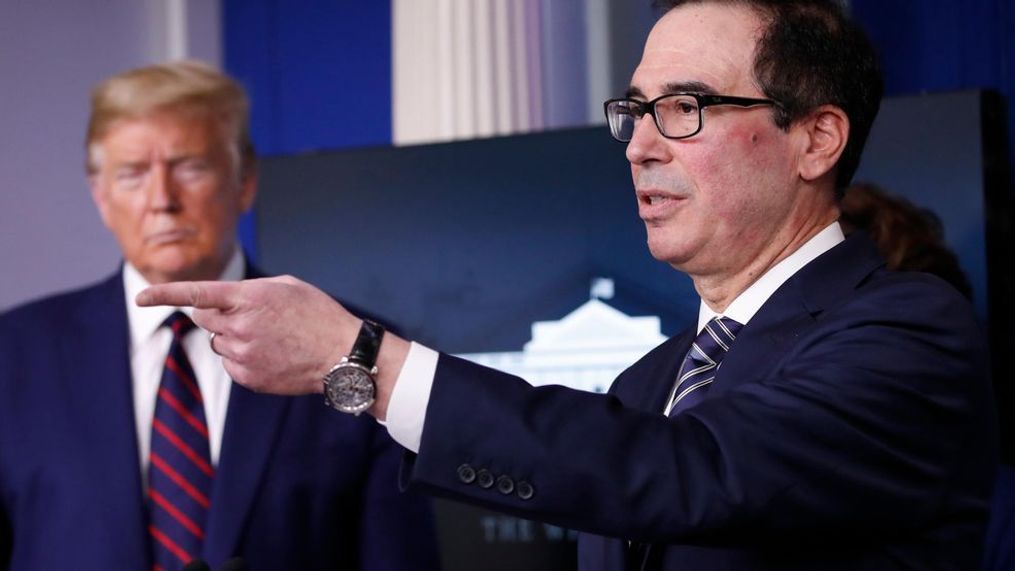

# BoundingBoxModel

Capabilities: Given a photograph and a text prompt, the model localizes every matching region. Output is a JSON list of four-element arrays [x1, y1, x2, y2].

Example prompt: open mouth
[[643, 195, 675, 206], [636, 190, 688, 222], [637, 190, 686, 206]]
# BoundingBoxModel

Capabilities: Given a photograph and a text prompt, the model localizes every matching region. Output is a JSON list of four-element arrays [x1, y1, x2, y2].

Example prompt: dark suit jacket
[[0, 269, 440, 571], [403, 233, 997, 570]]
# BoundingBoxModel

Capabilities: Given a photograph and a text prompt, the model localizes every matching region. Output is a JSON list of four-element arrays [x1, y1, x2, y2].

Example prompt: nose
[[147, 162, 180, 212], [625, 115, 670, 166]]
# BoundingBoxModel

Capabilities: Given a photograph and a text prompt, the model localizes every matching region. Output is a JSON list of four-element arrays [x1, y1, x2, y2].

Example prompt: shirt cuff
[[380, 341, 439, 453]]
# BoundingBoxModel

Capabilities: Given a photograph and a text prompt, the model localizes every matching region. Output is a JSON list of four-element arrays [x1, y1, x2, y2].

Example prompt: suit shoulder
[[0, 276, 118, 335], [795, 267, 990, 395], [843, 267, 979, 327]]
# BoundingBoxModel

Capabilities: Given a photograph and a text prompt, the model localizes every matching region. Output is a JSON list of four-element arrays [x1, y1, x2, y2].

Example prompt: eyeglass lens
[[606, 95, 701, 142]]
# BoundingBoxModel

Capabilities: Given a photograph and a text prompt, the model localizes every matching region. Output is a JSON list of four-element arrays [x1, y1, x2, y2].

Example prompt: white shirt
[[384, 222, 845, 452], [124, 248, 244, 480]]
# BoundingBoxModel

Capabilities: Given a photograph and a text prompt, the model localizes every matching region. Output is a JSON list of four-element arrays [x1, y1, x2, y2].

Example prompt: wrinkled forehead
[[631, 3, 765, 98]]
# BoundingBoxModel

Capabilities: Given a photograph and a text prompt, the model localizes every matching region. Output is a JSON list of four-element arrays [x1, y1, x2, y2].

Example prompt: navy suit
[[0, 270, 440, 571], [404, 233, 997, 570]]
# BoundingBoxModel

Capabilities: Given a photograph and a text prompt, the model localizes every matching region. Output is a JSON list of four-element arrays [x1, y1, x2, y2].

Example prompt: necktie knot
[[688, 316, 742, 366], [668, 316, 743, 416], [164, 311, 196, 339]]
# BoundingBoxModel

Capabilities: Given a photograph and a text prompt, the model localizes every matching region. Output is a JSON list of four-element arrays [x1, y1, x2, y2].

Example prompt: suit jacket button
[[476, 469, 495, 489], [495, 475, 515, 495], [457, 463, 476, 484], [516, 480, 534, 500]]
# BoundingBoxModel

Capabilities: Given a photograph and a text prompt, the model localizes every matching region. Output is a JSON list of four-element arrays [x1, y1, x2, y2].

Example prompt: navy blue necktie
[[667, 316, 743, 416], [149, 312, 213, 571]]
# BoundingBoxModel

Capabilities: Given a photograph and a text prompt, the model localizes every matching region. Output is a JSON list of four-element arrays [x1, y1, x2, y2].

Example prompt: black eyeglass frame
[[603, 92, 781, 142]]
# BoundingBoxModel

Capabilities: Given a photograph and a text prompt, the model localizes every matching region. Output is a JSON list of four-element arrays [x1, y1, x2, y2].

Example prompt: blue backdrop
[[223, 0, 393, 257], [223, 0, 1015, 192]]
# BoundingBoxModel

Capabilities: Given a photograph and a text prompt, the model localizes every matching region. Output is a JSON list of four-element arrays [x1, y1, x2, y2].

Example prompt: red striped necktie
[[149, 311, 213, 571]]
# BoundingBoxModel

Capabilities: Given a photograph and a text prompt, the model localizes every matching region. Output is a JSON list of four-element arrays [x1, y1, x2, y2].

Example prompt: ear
[[238, 166, 258, 213], [797, 105, 849, 183]]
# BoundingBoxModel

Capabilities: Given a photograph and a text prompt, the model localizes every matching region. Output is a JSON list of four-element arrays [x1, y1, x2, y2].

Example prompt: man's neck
[[124, 247, 246, 350], [694, 212, 839, 313], [138, 250, 242, 285]]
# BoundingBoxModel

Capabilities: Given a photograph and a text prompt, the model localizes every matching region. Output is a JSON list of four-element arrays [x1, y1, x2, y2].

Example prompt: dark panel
[[854, 91, 989, 316], [257, 127, 696, 353], [981, 91, 1015, 462]]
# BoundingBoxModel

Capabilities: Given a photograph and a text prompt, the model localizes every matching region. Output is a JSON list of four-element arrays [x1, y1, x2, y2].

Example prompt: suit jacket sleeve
[[400, 271, 996, 544], [0, 450, 8, 571], [0, 332, 7, 570]]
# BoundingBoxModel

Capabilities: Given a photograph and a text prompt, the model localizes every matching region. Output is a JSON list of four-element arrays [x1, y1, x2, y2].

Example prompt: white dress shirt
[[384, 222, 845, 452], [124, 248, 244, 480]]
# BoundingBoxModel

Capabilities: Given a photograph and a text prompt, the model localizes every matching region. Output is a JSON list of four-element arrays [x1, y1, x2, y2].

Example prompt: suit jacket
[[403, 233, 997, 570], [0, 269, 440, 571]]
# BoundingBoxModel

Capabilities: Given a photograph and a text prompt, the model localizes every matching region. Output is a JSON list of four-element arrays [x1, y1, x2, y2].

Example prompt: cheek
[[702, 128, 790, 231], [105, 196, 147, 234], [735, 123, 793, 174], [727, 123, 770, 157], [187, 189, 241, 236]]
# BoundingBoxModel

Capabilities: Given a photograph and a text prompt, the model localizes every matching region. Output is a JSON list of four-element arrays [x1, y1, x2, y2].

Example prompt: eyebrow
[[625, 86, 646, 99], [625, 81, 718, 100]]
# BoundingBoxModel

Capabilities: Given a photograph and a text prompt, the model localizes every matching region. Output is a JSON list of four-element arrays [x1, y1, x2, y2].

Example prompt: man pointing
[[139, 1, 997, 569]]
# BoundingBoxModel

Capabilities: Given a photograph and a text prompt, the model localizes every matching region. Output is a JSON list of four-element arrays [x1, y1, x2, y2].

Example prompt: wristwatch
[[323, 320, 385, 414]]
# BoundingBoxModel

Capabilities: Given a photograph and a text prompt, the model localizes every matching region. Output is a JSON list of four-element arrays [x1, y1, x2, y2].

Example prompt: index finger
[[136, 281, 243, 310]]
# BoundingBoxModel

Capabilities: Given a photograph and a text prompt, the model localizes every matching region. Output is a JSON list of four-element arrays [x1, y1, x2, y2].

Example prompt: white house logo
[[453, 279, 667, 546], [457, 278, 667, 394]]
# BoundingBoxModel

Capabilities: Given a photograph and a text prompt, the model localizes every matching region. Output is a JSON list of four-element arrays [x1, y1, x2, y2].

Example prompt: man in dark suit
[[138, 1, 998, 569], [0, 61, 439, 571]]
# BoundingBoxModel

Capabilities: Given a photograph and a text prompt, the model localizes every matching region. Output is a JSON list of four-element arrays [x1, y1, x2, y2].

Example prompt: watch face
[[324, 363, 376, 414]]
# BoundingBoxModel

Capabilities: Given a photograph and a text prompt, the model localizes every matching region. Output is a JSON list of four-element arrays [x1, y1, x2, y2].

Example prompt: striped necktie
[[149, 311, 213, 570], [667, 316, 743, 417]]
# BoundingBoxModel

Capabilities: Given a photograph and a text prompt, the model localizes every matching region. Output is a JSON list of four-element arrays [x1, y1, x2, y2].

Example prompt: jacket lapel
[[642, 329, 696, 413], [61, 273, 150, 567], [202, 385, 290, 565], [714, 232, 886, 394]]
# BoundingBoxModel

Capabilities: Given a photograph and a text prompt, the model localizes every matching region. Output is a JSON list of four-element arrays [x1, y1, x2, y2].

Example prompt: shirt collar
[[123, 247, 246, 351], [697, 221, 844, 332]]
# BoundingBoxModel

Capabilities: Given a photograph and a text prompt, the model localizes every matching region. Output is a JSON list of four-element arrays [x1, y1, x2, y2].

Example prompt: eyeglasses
[[603, 93, 780, 142]]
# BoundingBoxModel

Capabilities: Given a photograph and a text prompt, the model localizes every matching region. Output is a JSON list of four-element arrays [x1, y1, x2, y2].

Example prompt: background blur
[[1, 1, 1012, 569], [2, 0, 1011, 311]]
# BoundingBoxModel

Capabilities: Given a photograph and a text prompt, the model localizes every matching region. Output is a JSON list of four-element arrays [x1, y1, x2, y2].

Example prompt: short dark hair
[[653, 0, 883, 192]]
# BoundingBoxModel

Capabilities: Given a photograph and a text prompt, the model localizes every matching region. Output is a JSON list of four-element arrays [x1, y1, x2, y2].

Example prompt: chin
[[650, 244, 703, 275], [142, 254, 209, 283], [646, 233, 683, 263]]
